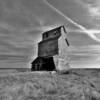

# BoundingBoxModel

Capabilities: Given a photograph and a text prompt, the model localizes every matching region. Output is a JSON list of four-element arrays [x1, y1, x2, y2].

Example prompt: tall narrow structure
[[31, 25, 70, 71]]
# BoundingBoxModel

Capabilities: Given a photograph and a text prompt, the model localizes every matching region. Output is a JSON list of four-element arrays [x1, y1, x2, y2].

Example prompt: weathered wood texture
[[38, 38, 58, 57], [53, 28, 70, 71], [42, 26, 61, 40]]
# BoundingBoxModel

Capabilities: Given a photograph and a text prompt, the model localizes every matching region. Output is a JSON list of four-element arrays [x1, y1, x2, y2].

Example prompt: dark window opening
[[54, 32, 57, 35], [45, 33, 48, 38]]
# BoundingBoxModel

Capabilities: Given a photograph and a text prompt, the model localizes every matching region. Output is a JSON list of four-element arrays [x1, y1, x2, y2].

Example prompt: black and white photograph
[[0, 0, 100, 100]]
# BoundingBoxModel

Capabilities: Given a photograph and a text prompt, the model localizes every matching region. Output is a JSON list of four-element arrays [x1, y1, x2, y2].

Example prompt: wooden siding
[[38, 38, 58, 57]]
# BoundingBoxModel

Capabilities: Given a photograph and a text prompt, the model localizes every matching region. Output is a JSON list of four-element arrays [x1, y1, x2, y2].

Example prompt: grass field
[[0, 69, 100, 100]]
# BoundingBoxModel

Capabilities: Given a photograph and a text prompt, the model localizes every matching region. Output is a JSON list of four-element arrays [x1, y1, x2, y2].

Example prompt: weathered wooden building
[[31, 26, 70, 71]]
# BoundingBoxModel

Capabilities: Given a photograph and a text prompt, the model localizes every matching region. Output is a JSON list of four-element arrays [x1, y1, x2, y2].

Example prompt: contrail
[[65, 29, 100, 34], [44, 0, 100, 42]]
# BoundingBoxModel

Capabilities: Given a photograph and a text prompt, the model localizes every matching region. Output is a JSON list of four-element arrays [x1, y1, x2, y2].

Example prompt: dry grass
[[0, 70, 100, 100]]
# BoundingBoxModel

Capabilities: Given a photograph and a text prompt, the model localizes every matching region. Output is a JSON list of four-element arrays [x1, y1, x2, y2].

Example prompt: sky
[[0, 0, 100, 68]]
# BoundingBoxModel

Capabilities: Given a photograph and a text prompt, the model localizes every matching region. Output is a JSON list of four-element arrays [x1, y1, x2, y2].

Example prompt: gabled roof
[[42, 26, 63, 36]]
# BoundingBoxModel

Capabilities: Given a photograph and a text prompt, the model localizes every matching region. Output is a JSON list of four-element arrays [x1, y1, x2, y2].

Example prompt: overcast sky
[[0, 0, 100, 68]]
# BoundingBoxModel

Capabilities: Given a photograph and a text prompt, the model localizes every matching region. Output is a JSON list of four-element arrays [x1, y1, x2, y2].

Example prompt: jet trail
[[44, 0, 100, 42]]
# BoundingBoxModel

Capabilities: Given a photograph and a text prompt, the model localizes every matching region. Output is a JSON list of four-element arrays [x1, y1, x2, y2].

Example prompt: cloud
[[0, 0, 100, 68], [78, 0, 100, 28], [68, 45, 100, 68]]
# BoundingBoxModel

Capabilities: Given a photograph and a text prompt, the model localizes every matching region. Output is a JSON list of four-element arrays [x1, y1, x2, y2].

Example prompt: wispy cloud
[[68, 45, 100, 68], [0, 0, 100, 68]]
